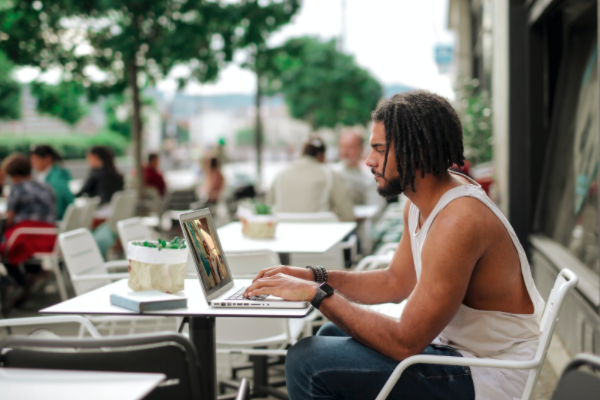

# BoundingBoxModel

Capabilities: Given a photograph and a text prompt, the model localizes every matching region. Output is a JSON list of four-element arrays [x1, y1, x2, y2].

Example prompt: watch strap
[[310, 283, 334, 309]]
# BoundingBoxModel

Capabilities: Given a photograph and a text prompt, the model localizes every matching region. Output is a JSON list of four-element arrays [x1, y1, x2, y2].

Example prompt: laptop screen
[[180, 209, 232, 297]]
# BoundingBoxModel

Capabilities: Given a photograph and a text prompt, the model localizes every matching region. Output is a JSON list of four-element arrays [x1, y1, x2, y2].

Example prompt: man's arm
[[245, 204, 487, 361], [251, 200, 417, 305]]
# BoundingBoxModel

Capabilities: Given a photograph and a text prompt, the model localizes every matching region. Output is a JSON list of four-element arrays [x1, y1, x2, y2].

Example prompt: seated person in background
[[30, 145, 74, 220], [336, 128, 385, 208], [0, 154, 56, 301], [245, 91, 544, 400], [143, 152, 167, 197], [267, 137, 354, 222], [77, 146, 124, 205], [204, 157, 224, 205]]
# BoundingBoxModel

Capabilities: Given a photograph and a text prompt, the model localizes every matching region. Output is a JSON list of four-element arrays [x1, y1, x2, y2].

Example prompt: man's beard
[[372, 168, 404, 199]]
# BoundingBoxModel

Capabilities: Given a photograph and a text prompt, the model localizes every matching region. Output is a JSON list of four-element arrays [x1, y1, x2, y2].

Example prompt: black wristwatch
[[311, 282, 334, 309]]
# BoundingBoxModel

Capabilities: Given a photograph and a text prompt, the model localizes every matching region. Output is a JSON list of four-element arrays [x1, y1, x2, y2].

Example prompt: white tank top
[[408, 171, 545, 400]]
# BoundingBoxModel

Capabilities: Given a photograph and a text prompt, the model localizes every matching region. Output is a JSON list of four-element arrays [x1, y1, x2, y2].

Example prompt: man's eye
[[377, 150, 385, 155]]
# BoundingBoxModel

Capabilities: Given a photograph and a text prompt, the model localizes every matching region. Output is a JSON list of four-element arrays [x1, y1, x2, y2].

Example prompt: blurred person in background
[[30, 145, 74, 220], [0, 154, 56, 304], [204, 156, 225, 205], [267, 137, 354, 221], [337, 128, 386, 207], [143, 153, 167, 197], [76, 146, 124, 205]]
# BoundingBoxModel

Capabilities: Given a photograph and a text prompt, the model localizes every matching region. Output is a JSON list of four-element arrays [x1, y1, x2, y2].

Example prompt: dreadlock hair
[[370, 90, 465, 192]]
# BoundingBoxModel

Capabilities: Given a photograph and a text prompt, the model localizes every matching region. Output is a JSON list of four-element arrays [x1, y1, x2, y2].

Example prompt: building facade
[[449, 0, 600, 364]]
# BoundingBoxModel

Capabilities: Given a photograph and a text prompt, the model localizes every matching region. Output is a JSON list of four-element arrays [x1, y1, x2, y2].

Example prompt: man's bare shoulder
[[429, 196, 496, 250]]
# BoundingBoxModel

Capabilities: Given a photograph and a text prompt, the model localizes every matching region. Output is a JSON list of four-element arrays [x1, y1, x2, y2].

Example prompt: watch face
[[319, 283, 334, 296]]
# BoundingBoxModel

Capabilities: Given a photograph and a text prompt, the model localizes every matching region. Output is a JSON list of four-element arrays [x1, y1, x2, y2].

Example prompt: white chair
[[354, 242, 398, 271], [0, 315, 101, 338], [116, 217, 158, 251], [59, 204, 85, 233], [105, 191, 138, 234], [78, 197, 101, 230], [375, 268, 579, 400], [59, 228, 129, 296], [59, 228, 177, 335], [276, 212, 358, 270], [1, 204, 86, 301]]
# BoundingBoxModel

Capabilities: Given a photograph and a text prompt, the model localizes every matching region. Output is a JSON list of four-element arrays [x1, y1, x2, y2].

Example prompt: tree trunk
[[127, 59, 144, 210], [254, 69, 263, 188]]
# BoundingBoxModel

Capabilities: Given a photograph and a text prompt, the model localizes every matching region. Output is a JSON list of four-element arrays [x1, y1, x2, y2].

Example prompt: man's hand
[[244, 273, 319, 302], [252, 265, 314, 283]]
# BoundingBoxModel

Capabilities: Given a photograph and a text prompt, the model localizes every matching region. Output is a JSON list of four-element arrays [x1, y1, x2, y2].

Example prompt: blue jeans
[[285, 322, 475, 400]]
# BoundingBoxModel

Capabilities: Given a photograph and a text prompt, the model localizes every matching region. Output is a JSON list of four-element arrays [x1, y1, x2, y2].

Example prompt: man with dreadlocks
[[244, 90, 544, 400]]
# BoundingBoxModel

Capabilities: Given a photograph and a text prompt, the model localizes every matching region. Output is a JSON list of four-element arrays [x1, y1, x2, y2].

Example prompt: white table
[[0, 368, 165, 400], [42, 278, 310, 319], [218, 221, 357, 264], [42, 279, 311, 400], [353, 204, 380, 220]]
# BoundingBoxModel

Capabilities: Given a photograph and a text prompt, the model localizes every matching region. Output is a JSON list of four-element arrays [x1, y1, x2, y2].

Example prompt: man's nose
[[365, 153, 377, 168]]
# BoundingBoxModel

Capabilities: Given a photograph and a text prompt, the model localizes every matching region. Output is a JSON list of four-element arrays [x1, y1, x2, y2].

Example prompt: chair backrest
[[117, 217, 154, 250], [551, 353, 600, 400], [79, 197, 101, 230], [522, 268, 579, 400], [142, 187, 162, 213], [59, 204, 84, 234], [58, 228, 110, 296], [0, 332, 201, 400], [224, 250, 281, 278], [275, 211, 339, 223], [162, 189, 197, 213], [106, 191, 138, 233]]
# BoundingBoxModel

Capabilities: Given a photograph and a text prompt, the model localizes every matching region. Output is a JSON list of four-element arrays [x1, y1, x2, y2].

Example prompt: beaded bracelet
[[306, 266, 327, 283], [306, 266, 319, 282]]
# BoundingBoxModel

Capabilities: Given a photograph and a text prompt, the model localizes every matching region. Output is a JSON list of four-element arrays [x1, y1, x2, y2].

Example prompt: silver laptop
[[179, 208, 309, 309]]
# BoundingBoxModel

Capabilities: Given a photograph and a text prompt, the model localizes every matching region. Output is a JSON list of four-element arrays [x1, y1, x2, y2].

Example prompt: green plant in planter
[[254, 202, 272, 215], [132, 237, 187, 251], [454, 78, 493, 166]]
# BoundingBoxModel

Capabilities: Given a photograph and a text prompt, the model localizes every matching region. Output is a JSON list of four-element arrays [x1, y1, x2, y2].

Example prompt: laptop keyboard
[[226, 287, 268, 301]]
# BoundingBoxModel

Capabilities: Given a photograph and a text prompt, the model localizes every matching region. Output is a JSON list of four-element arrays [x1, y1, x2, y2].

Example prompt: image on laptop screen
[[183, 216, 231, 293]]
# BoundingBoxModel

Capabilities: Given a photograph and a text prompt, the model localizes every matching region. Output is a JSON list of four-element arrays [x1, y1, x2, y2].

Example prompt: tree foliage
[[0, 0, 299, 191], [455, 78, 493, 165], [263, 37, 383, 129], [103, 93, 155, 140], [0, 50, 21, 120], [30, 80, 88, 125]]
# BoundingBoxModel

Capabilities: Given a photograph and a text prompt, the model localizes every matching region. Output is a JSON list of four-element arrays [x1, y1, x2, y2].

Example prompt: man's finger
[[262, 267, 285, 278], [247, 286, 283, 298], [244, 277, 282, 296], [253, 267, 276, 282]]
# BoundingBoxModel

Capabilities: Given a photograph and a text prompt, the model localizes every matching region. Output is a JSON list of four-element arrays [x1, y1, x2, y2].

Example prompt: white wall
[[492, 0, 509, 215]]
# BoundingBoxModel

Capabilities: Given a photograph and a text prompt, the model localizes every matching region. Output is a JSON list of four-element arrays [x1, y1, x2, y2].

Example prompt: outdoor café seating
[[0, 330, 249, 400]]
